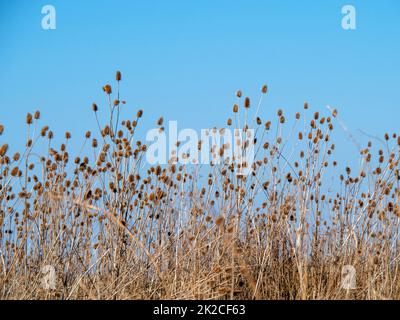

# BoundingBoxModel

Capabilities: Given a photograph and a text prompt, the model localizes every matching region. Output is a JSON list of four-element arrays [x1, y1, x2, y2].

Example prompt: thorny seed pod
[[261, 85, 268, 94], [116, 70, 122, 81], [244, 97, 250, 108], [26, 113, 33, 125], [103, 84, 112, 94]]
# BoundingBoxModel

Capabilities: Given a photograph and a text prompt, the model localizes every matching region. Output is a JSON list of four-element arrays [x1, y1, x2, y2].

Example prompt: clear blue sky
[[0, 0, 399, 169]]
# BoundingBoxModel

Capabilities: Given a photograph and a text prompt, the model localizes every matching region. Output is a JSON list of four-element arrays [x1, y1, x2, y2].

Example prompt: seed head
[[261, 85, 268, 94], [215, 215, 225, 226], [103, 84, 112, 94], [244, 97, 250, 109], [26, 113, 33, 125], [116, 70, 122, 81], [0, 144, 8, 156]]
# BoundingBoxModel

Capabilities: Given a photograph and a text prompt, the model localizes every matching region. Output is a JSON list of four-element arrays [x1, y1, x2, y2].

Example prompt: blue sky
[[0, 0, 399, 169]]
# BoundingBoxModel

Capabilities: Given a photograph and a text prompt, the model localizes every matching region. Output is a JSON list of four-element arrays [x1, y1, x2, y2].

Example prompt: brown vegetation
[[1, 72, 400, 299]]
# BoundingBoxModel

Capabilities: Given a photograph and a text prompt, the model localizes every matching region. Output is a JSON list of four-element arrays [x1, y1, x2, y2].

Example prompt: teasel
[[40, 126, 49, 137], [0, 144, 8, 157], [244, 97, 250, 109], [11, 166, 19, 177], [103, 84, 112, 94], [12, 152, 20, 162], [92, 103, 98, 112], [261, 84, 268, 94], [116, 70, 122, 81], [26, 113, 33, 125], [215, 215, 224, 226]]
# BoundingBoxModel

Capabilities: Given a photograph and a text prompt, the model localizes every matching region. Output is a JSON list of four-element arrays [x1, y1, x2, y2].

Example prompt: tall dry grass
[[1, 72, 400, 300]]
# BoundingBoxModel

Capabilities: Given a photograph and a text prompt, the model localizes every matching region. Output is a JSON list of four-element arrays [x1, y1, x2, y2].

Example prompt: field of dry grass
[[1, 72, 400, 300]]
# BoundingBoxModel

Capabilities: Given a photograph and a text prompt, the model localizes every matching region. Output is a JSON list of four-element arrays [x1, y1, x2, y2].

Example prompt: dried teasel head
[[26, 113, 33, 125], [244, 97, 250, 109], [0, 144, 9, 156], [261, 84, 268, 94], [116, 70, 122, 81], [215, 215, 225, 226], [103, 84, 112, 94]]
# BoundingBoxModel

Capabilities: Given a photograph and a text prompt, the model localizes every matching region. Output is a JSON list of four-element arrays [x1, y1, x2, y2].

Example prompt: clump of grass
[[0, 71, 400, 300]]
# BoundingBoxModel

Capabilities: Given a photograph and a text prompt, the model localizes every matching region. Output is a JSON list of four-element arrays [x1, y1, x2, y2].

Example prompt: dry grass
[[1, 72, 400, 300]]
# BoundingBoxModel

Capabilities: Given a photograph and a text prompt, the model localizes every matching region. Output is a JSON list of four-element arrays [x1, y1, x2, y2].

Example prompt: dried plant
[[1, 71, 400, 300]]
